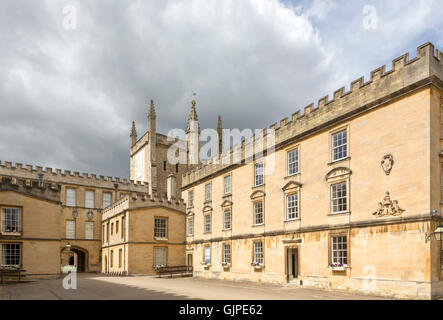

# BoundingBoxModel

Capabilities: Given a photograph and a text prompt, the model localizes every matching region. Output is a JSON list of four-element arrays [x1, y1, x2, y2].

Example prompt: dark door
[[187, 254, 193, 268]]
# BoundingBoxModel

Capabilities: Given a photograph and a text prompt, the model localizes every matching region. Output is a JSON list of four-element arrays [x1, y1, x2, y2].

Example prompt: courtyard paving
[[0, 273, 387, 300]]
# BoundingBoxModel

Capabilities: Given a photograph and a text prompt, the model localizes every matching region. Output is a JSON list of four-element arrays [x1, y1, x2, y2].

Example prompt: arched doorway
[[61, 245, 89, 273]]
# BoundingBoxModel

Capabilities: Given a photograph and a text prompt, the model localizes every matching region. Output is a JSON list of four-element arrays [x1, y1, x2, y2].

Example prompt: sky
[[0, 0, 442, 178]]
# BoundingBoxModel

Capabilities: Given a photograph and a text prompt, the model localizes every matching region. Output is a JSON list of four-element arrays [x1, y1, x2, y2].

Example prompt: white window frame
[[135, 150, 145, 183], [331, 236, 348, 266], [223, 244, 231, 264], [253, 201, 264, 225], [85, 190, 94, 209], [102, 192, 112, 208], [205, 183, 211, 202], [332, 129, 348, 162], [204, 246, 211, 264], [154, 218, 167, 239], [253, 241, 263, 265], [85, 221, 94, 240], [331, 182, 348, 214], [66, 188, 76, 207], [254, 163, 264, 187], [66, 220, 76, 239], [224, 175, 231, 195], [1, 243, 21, 268], [286, 193, 299, 220], [187, 216, 194, 236], [154, 247, 167, 267], [288, 148, 299, 176], [1, 208, 22, 234], [204, 214, 211, 233], [188, 190, 194, 208], [223, 209, 232, 230]]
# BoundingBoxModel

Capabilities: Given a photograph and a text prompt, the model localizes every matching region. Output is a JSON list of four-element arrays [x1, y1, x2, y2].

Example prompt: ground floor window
[[154, 247, 167, 267], [222, 244, 231, 264], [204, 246, 211, 264], [253, 242, 263, 265], [331, 236, 348, 266], [1, 243, 21, 268]]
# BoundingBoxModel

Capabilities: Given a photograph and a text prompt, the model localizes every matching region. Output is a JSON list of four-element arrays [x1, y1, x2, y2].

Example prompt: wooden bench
[[155, 266, 193, 278], [0, 268, 26, 284]]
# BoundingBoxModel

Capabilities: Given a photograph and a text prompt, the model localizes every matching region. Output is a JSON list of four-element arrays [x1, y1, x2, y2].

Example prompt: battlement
[[102, 193, 186, 220], [0, 175, 62, 203], [0, 160, 148, 192], [182, 42, 443, 188]]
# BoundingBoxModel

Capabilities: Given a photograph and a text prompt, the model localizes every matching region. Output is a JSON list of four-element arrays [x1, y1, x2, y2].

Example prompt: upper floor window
[[224, 175, 231, 195], [134, 150, 144, 183], [85, 190, 94, 209], [205, 183, 212, 202], [103, 192, 112, 208], [188, 190, 194, 208], [204, 214, 211, 233], [331, 182, 347, 214], [66, 220, 75, 239], [441, 166, 443, 203], [254, 163, 264, 186], [66, 188, 76, 207], [253, 201, 264, 225], [223, 209, 232, 230], [85, 221, 94, 240], [1, 208, 21, 233], [163, 161, 167, 171], [332, 129, 348, 162], [253, 241, 263, 265], [121, 217, 125, 239], [1, 243, 21, 268], [286, 193, 299, 220], [288, 148, 299, 176], [331, 235, 348, 266], [154, 218, 167, 239], [441, 105, 443, 138], [187, 217, 194, 236]]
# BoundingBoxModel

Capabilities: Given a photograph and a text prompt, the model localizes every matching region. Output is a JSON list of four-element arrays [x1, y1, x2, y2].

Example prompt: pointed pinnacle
[[130, 121, 137, 137], [149, 99, 156, 117]]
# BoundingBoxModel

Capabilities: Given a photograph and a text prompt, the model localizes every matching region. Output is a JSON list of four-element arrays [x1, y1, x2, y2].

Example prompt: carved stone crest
[[381, 154, 394, 175], [372, 192, 404, 217]]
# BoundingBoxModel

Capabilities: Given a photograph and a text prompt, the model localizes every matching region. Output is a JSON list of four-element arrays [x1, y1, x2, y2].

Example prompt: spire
[[217, 115, 223, 156], [148, 99, 156, 118], [130, 121, 137, 137], [187, 99, 200, 132], [130, 121, 137, 147]]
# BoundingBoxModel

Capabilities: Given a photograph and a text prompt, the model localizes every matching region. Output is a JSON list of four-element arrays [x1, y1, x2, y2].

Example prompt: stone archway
[[61, 246, 89, 273]]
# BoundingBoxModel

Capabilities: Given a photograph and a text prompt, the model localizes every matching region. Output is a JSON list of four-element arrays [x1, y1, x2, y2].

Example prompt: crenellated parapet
[[102, 193, 186, 221], [0, 160, 148, 193], [0, 174, 62, 203], [182, 42, 443, 188]]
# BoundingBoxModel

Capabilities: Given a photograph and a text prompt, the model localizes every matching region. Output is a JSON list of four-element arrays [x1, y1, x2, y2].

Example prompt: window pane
[[331, 182, 347, 213], [85, 191, 94, 209], [1, 208, 21, 233], [332, 129, 347, 161], [331, 236, 348, 265], [66, 189, 76, 207], [255, 163, 264, 186], [287, 194, 298, 220], [66, 221, 75, 239], [154, 218, 167, 238], [254, 202, 263, 225], [224, 176, 231, 195], [154, 247, 167, 267], [1, 243, 21, 267], [102, 192, 111, 208], [85, 222, 94, 240], [288, 149, 299, 175]]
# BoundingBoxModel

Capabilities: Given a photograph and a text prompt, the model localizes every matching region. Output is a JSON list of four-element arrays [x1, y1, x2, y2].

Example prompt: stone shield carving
[[372, 192, 404, 217], [381, 154, 394, 175]]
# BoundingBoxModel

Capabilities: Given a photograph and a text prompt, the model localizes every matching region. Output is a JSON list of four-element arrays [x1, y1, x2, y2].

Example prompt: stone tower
[[186, 99, 200, 168], [147, 100, 157, 195]]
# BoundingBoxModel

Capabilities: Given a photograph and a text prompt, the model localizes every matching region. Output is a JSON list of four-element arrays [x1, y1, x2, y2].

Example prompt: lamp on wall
[[72, 209, 78, 220], [426, 225, 443, 242]]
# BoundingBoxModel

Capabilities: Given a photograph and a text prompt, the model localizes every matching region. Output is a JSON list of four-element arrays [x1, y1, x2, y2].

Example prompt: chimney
[[167, 174, 177, 201]]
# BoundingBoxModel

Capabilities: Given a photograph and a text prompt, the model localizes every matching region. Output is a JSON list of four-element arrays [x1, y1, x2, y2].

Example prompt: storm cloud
[[0, 0, 442, 178]]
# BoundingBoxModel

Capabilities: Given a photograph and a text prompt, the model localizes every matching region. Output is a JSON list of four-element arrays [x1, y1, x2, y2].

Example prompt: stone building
[[0, 162, 147, 277], [181, 42, 443, 299], [101, 176, 186, 275]]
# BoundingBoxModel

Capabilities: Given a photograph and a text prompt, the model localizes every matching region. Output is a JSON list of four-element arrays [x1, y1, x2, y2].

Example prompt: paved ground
[[0, 273, 387, 300]]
